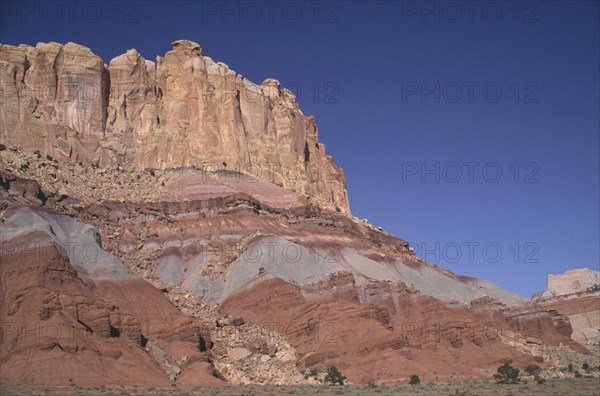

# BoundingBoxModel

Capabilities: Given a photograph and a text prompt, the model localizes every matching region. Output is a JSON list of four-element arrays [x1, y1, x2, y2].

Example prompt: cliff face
[[539, 268, 600, 299], [1, 40, 596, 387], [534, 268, 600, 354], [0, 40, 349, 213]]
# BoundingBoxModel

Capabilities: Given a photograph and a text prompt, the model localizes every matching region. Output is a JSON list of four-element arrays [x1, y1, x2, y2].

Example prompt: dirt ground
[[2, 377, 599, 395]]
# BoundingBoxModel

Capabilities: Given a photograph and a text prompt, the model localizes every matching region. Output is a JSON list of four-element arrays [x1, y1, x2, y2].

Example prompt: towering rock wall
[[0, 40, 349, 213]]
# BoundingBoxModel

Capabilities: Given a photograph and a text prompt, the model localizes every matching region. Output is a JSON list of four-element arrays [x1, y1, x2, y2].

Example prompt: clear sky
[[1, 0, 598, 298]]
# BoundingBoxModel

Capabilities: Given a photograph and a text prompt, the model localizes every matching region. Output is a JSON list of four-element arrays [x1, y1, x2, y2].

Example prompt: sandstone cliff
[[1, 40, 597, 388], [0, 40, 349, 213], [534, 268, 600, 354], [538, 268, 600, 300]]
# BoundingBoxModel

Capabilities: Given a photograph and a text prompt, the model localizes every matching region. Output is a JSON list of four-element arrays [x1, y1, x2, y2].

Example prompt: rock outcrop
[[1, 39, 597, 388], [534, 268, 600, 354], [0, 40, 349, 213], [2, 156, 590, 385], [0, 205, 218, 386], [538, 268, 600, 299]]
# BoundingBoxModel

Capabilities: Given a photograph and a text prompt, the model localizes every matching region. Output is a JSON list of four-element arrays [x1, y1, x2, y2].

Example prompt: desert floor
[[2, 377, 600, 395]]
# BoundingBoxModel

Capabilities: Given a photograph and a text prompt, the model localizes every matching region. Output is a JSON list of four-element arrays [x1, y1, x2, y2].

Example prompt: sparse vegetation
[[324, 366, 346, 386], [409, 375, 421, 385], [535, 376, 546, 384], [524, 364, 541, 376], [1, 378, 600, 395], [448, 390, 475, 396], [494, 363, 520, 384]]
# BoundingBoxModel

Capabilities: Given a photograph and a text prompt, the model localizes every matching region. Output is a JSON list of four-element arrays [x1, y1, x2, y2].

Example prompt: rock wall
[[540, 268, 600, 299], [0, 40, 349, 213], [534, 268, 600, 354]]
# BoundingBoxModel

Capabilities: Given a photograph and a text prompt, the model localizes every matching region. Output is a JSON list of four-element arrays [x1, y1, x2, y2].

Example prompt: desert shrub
[[567, 363, 574, 372], [324, 366, 346, 385], [525, 364, 541, 376], [582, 362, 590, 372], [535, 376, 545, 384], [494, 363, 520, 384], [0, 144, 6, 151], [409, 374, 421, 385], [574, 371, 582, 378]]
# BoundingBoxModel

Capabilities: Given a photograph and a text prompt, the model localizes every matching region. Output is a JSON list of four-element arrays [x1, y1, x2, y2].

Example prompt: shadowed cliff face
[[0, 40, 349, 213]]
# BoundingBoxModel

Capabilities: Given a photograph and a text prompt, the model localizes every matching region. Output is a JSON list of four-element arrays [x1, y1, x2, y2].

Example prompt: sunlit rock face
[[0, 40, 349, 213], [540, 268, 600, 299], [534, 268, 600, 354]]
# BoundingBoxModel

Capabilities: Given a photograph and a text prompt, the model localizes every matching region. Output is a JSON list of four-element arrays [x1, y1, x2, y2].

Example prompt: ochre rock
[[540, 268, 599, 299], [0, 40, 349, 213]]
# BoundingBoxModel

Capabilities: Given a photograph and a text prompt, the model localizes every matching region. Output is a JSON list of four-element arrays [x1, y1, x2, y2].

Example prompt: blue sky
[[1, 1, 598, 298]]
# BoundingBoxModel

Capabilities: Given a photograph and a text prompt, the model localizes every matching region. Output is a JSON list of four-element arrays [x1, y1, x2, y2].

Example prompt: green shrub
[[324, 366, 346, 385], [524, 364, 541, 376], [409, 374, 421, 385], [535, 376, 545, 384], [494, 363, 520, 384]]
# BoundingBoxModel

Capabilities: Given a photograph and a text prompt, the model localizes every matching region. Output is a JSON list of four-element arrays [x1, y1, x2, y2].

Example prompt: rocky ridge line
[[0, 40, 349, 213]]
